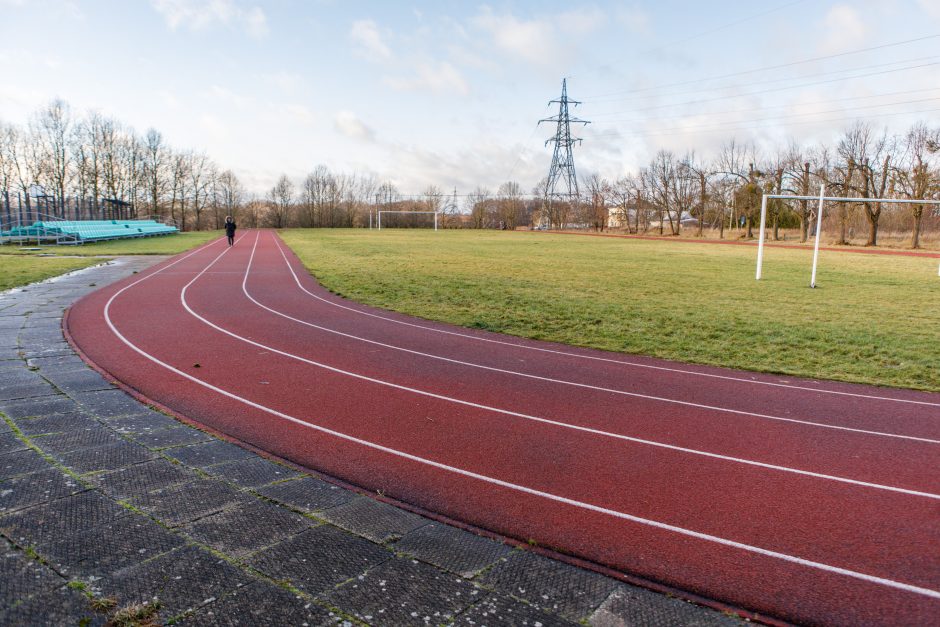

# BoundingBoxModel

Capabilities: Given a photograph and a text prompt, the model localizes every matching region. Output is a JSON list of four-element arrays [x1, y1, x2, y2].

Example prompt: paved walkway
[[0, 256, 738, 626]]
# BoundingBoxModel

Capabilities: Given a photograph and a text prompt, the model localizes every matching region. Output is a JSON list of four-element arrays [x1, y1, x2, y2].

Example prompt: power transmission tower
[[538, 78, 589, 228]]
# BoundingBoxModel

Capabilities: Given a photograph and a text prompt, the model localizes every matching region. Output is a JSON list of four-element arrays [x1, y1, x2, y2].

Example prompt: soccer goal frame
[[376, 210, 440, 231], [756, 186, 940, 288]]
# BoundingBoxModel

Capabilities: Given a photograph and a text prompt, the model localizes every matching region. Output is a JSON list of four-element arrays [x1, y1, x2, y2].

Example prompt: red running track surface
[[66, 230, 940, 626]]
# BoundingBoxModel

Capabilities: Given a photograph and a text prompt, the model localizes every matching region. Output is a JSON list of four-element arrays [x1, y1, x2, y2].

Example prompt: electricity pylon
[[538, 79, 589, 228]]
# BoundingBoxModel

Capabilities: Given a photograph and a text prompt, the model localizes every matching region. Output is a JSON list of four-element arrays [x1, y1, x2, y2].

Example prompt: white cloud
[[616, 6, 651, 34], [151, 0, 269, 38], [199, 113, 229, 140], [472, 7, 556, 64], [819, 5, 868, 54], [471, 6, 606, 67], [286, 104, 315, 126], [268, 70, 302, 92], [918, 0, 940, 19], [350, 19, 391, 61], [207, 85, 252, 109], [334, 110, 375, 141], [556, 7, 605, 35], [384, 61, 469, 96]]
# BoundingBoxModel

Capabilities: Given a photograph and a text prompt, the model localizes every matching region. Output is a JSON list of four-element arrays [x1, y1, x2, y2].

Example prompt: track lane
[[220, 233, 940, 497], [66, 230, 940, 626], [266, 236, 940, 438], [170, 236, 940, 584]]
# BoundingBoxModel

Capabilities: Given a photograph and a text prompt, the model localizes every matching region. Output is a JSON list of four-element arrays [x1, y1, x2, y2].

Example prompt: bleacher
[[1, 219, 178, 244]]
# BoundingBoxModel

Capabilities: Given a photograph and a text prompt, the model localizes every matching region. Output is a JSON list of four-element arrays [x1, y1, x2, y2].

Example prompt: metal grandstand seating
[[1, 216, 179, 245]]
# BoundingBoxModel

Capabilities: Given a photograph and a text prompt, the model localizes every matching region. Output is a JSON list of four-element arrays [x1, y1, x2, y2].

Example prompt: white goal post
[[376, 210, 441, 231], [756, 187, 940, 288]]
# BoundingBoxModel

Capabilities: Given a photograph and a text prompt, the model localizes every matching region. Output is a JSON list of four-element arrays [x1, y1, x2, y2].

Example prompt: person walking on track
[[224, 216, 237, 246]]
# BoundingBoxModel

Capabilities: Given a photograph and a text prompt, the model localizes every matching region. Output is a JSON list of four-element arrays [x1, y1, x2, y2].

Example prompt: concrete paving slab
[[38, 512, 187, 580], [325, 556, 480, 626], [248, 526, 392, 596], [454, 593, 580, 626], [0, 490, 130, 548], [255, 475, 355, 512], [98, 544, 253, 622], [202, 456, 300, 488], [177, 581, 340, 626], [55, 440, 156, 474], [163, 439, 255, 468], [481, 551, 621, 622], [91, 458, 195, 499], [128, 478, 244, 527], [395, 522, 513, 578], [184, 499, 312, 558], [319, 495, 429, 543], [0, 468, 85, 514]]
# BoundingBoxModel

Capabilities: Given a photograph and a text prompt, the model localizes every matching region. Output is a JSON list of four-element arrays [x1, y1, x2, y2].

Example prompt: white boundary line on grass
[[270, 236, 940, 408], [246, 234, 940, 445], [101, 231, 940, 603]]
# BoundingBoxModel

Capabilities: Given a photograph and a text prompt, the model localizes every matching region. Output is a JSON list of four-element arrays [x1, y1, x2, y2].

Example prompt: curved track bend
[[65, 231, 940, 626]]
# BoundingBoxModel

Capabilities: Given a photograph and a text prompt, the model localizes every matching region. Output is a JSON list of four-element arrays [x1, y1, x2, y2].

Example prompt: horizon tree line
[[2, 99, 938, 248]]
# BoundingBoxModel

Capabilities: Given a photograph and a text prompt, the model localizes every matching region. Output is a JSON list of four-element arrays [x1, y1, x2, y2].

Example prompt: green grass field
[[0, 231, 219, 256], [0, 256, 103, 292], [279, 229, 940, 392], [0, 232, 220, 291]]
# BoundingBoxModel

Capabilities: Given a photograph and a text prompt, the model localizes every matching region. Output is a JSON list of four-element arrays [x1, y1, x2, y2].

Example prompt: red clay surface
[[66, 231, 940, 626]]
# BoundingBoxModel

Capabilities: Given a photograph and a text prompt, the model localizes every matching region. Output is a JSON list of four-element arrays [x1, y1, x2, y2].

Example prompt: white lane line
[[104, 234, 940, 603], [270, 237, 940, 409], [185, 233, 940, 501], [253, 234, 940, 445]]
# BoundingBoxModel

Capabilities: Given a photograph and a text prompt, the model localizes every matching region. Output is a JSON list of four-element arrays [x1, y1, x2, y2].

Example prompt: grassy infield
[[0, 232, 219, 291], [280, 230, 940, 392], [2, 228, 936, 391]]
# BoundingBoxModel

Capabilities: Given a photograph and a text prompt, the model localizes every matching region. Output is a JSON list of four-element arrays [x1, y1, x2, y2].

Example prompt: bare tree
[[187, 152, 213, 230], [607, 176, 633, 232], [838, 122, 893, 246], [143, 129, 167, 219], [267, 174, 294, 228], [213, 169, 244, 229], [716, 139, 763, 238], [893, 123, 940, 248], [32, 99, 73, 209], [468, 186, 491, 229], [581, 173, 609, 232], [495, 181, 522, 230], [646, 150, 676, 235]]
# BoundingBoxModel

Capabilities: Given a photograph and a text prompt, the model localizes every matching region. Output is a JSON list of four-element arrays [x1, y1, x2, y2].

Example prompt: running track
[[66, 231, 940, 626]]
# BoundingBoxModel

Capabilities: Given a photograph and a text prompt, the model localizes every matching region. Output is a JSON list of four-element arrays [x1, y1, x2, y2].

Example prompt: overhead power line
[[583, 33, 940, 101], [589, 55, 940, 110], [588, 105, 940, 139], [589, 61, 940, 116], [593, 97, 940, 133], [591, 87, 940, 125]]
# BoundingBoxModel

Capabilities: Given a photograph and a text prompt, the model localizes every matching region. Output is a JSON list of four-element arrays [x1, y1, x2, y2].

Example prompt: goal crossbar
[[377, 210, 440, 231], [756, 188, 940, 287]]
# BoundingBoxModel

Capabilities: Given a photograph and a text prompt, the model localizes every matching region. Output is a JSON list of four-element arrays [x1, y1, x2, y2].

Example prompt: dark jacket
[[224, 221, 236, 236]]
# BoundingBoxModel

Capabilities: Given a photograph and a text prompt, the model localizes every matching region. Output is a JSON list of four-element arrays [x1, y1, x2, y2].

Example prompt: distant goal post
[[376, 210, 441, 231], [756, 186, 940, 288]]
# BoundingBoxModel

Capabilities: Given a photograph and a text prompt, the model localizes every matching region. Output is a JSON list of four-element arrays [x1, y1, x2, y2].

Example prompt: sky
[[1, 0, 939, 196]]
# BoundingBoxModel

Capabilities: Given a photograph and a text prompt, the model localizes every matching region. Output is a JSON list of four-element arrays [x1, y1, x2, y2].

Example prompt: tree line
[[563, 122, 940, 249], [2, 99, 938, 247]]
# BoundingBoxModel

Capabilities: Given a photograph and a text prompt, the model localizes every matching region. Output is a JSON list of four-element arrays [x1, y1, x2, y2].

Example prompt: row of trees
[[2, 100, 938, 247], [531, 121, 939, 248], [0, 100, 251, 231]]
